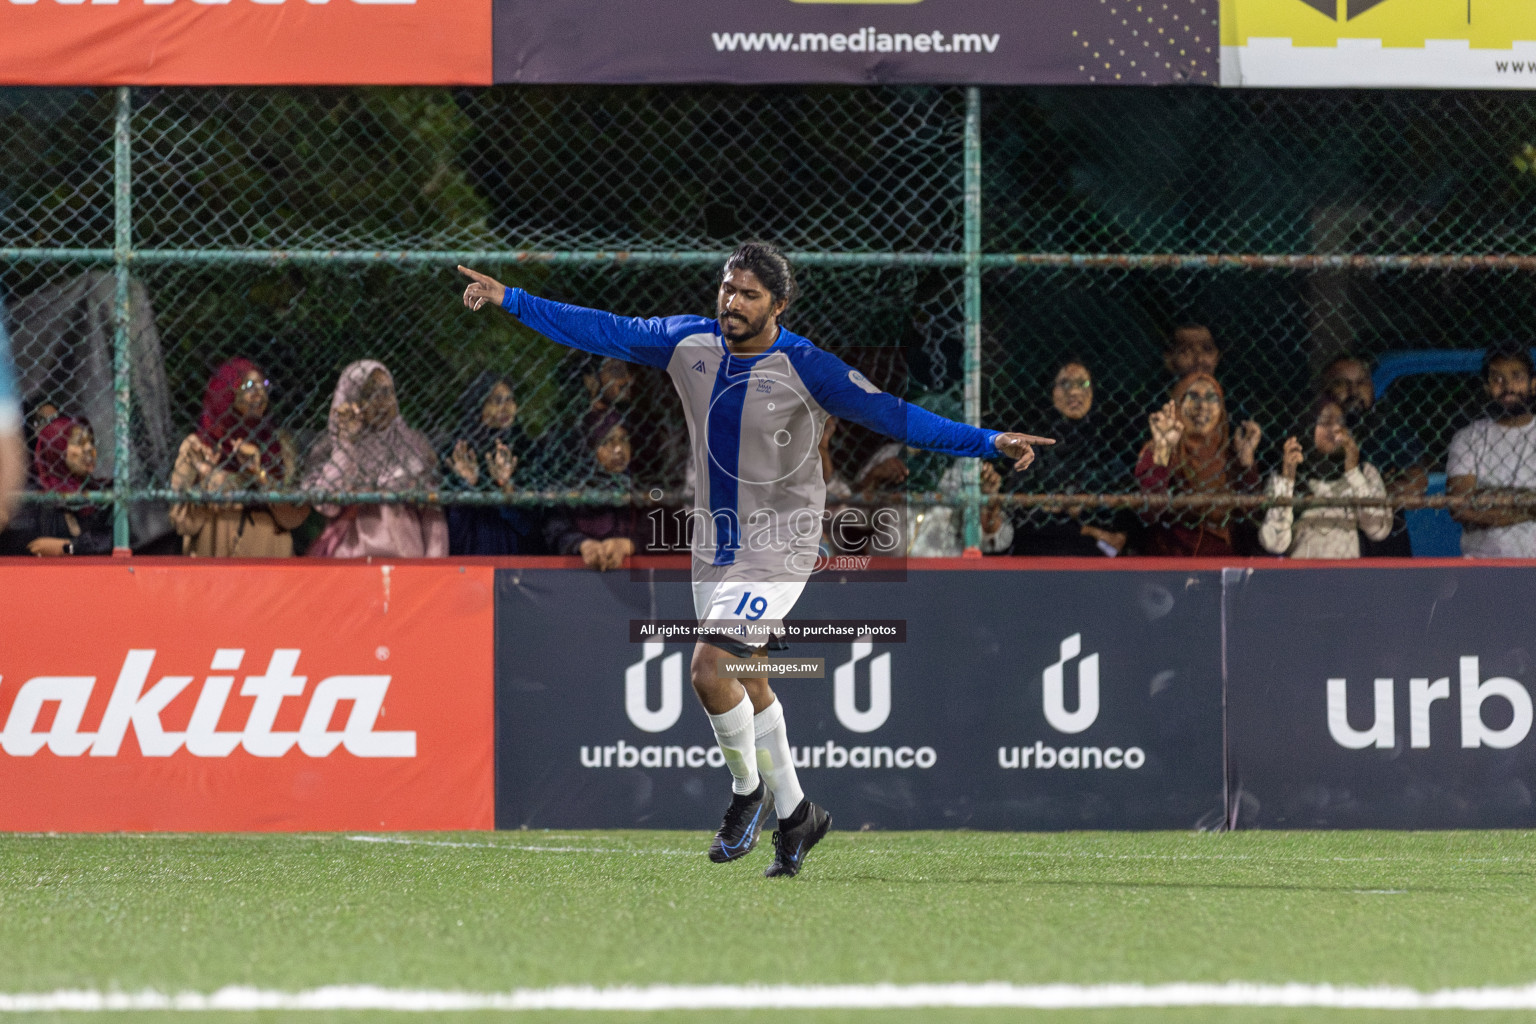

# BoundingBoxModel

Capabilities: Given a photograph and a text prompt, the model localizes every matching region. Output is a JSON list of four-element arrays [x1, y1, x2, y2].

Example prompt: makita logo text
[[5, 0, 416, 6], [0, 649, 415, 758]]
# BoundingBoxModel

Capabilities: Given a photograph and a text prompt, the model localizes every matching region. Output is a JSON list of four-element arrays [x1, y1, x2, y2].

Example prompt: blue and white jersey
[[502, 289, 1000, 580]]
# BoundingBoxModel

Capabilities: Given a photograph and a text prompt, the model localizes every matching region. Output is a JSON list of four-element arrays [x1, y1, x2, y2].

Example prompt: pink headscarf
[[34, 415, 91, 495], [304, 360, 437, 493], [196, 357, 282, 474]]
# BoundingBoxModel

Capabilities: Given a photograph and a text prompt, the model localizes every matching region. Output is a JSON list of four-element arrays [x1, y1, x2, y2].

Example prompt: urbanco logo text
[[998, 633, 1144, 771], [1326, 656, 1534, 750], [592, 637, 935, 770]]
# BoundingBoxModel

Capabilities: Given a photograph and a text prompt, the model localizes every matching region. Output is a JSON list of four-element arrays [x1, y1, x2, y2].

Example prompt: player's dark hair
[[1481, 341, 1535, 382], [723, 241, 798, 312]]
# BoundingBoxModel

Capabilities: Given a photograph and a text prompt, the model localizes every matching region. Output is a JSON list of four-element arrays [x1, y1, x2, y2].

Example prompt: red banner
[[0, 562, 494, 830], [0, 0, 491, 86]]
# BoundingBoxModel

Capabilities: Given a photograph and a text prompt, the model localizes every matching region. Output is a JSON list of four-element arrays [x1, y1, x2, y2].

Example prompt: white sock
[[708, 693, 760, 795], [753, 699, 806, 819]]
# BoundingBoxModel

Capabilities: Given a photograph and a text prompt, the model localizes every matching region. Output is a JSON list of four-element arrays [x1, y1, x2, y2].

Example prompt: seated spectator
[[445, 372, 537, 555], [585, 356, 634, 414], [1008, 358, 1135, 557], [1260, 398, 1391, 559], [1135, 372, 1262, 557], [1446, 344, 1536, 558], [4, 414, 113, 556], [543, 407, 643, 571], [1319, 354, 1428, 557], [303, 360, 447, 558], [169, 359, 308, 557]]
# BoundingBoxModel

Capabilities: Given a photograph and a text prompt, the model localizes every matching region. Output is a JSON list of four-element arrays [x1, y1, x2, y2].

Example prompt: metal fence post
[[961, 86, 983, 553], [112, 85, 133, 554]]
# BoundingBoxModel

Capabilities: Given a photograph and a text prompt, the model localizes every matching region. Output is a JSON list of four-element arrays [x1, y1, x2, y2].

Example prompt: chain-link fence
[[3, 85, 1536, 557]]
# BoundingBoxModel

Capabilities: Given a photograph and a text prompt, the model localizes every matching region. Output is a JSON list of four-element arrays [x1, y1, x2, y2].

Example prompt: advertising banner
[[0, 0, 492, 86], [494, 566, 1225, 831], [0, 562, 495, 831], [1221, 0, 1536, 86], [493, 0, 1218, 85], [1225, 565, 1536, 829]]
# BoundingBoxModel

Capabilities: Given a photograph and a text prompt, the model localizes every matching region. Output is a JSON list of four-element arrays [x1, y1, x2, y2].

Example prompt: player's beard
[[719, 309, 771, 342]]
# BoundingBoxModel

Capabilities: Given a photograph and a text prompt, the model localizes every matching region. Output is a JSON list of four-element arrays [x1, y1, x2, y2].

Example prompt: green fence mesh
[[4, 85, 1536, 558]]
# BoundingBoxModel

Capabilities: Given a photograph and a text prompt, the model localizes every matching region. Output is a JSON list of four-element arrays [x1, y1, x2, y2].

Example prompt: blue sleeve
[[789, 346, 1000, 459], [501, 288, 692, 370]]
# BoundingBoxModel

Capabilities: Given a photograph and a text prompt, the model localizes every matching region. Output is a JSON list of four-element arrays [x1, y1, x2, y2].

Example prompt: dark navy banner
[[493, 0, 1217, 85], [494, 568, 1225, 831], [1225, 566, 1536, 829]]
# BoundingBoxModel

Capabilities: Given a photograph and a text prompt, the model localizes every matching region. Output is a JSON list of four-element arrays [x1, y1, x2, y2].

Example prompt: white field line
[[346, 836, 697, 856], [6, 983, 1536, 1012]]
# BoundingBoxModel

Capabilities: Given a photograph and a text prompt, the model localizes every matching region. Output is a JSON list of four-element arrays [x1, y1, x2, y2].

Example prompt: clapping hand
[[1234, 420, 1262, 470], [336, 402, 365, 442], [1281, 436, 1304, 482], [1149, 401, 1183, 464], [488, 442, 517, 489], [450, 440, 479, 487]]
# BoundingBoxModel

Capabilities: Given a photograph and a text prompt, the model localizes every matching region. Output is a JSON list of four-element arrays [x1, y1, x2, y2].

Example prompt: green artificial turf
[[2, 830, 1534, 1021]]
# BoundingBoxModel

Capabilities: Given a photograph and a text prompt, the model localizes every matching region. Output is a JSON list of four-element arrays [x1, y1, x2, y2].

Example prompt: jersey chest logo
[[755, 377, 774, 394]]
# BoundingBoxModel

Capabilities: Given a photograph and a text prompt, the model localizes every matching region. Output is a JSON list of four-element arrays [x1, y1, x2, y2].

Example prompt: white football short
[[691, 569, 806, 656]]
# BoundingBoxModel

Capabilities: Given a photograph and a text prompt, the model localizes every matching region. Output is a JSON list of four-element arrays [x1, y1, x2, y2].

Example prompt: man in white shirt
[[1446, 344, 1536, 558]]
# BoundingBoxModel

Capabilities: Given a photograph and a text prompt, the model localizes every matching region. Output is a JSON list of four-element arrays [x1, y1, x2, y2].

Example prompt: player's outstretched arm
[[457, 264, 680, 370], [789, 347, 1052, 469]]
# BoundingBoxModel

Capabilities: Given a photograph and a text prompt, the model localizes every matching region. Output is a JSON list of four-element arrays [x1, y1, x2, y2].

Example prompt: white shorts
[[691, 571, 806, 656]]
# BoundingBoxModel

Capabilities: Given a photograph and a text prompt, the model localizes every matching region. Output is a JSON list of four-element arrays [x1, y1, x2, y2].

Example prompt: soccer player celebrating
[[459, 244, 1050, 877]]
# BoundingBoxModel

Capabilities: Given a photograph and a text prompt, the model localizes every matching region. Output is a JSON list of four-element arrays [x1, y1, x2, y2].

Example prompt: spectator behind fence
[[1162, 323, 1254, 430], [445, 372, 537, 555], [1135, 372, 1262, 557], [1007, 358, 1135, 557], [1320, 354, 1428, 557], [543, 407, 643, 571], [303, 359, 447, 558], [1260, 398, 1391, 559], [169, 359, 309, 557], [2, 415, 112, 556], [1446, 344, 1536, 558]]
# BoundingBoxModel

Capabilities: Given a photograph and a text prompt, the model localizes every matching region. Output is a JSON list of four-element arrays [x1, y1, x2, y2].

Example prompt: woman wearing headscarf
[[169, 358, 308, 557], [1260, 396, 1391, 559], [303, 359, 447, 558], [542, 406, 644, 570], [1007, 358, 1137, 557], [5, 414, 113, 556], [1134, 371, 1263, 557], [444, 371, 536, 555]]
